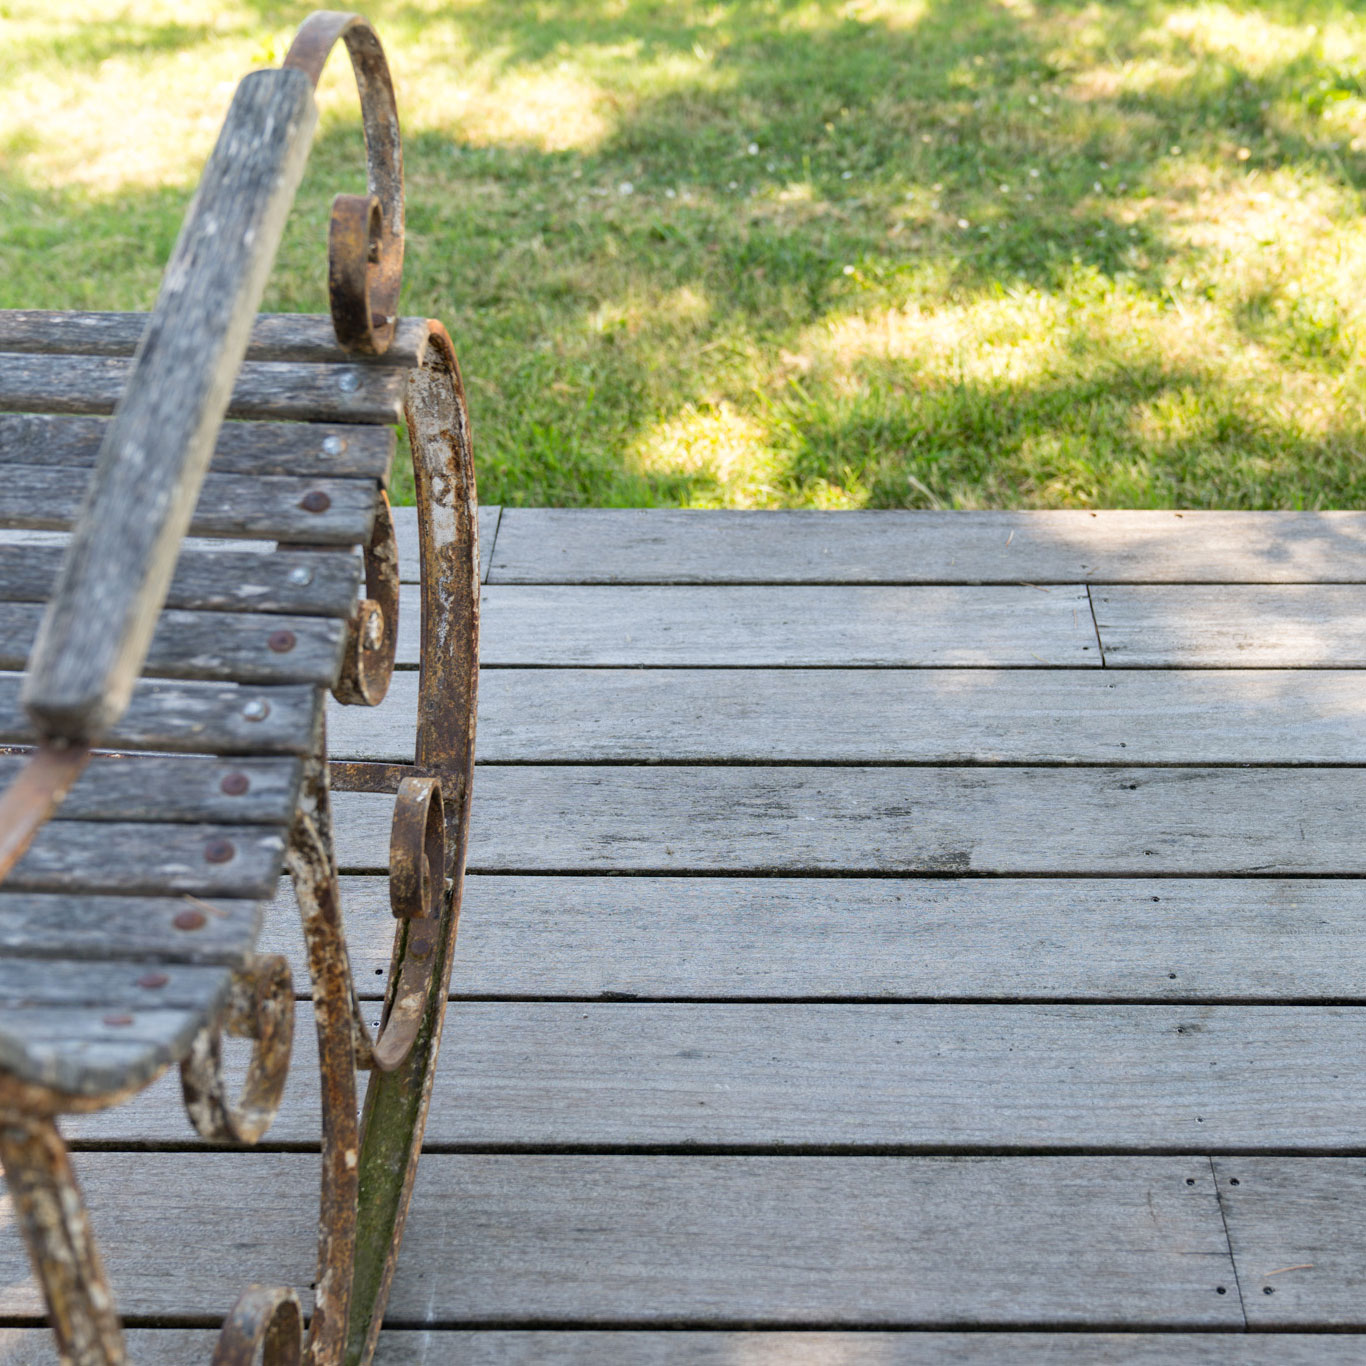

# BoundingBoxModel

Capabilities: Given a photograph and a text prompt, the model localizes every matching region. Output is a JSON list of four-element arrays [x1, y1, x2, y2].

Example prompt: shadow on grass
[[6, 0, 1366, 506]]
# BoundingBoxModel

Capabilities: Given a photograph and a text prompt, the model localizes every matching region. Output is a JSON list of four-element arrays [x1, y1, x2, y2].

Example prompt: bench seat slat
[[0, 602, 346, 685], [0, 465, 378, 546], [0, 1003, 225, 1097], [0, 353, 406, 424], [0, 311, 431, 369], [0, 413, 395, 482], [0, 959, 237, 1011], [6, 823, 286, 899], [0, 677, 320, 755], [0, 543, 362, 616], [0, 894, 259, 965]]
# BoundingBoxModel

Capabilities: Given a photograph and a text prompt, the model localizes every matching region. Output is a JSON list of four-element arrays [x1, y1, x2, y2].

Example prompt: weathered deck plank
[[1095, 585, 1366, 667], [262, 875, 1366, 1002], [330, 668, 1366, 764], [60, 1003, 1366, 1151], [331, 768, 1366, 874], [6, 1331, 1364, 1365], [462, 584, 1098, 667], [487, 509, 1366, 584], [0, 1153, 1237, 1326], [1215, 1158, 1366, 1327]]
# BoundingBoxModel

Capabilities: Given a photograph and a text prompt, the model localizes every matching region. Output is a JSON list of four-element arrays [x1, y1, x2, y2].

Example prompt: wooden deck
[[6, 507, 1366, 1362]]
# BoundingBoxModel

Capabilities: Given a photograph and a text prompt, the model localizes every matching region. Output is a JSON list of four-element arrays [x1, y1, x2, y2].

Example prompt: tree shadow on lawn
[[7, 0, 1366, 506]]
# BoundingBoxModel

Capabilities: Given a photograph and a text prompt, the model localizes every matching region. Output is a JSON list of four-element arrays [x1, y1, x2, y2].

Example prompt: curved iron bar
[[344, 322, 479, 1366], [212, 1285, 303, 1366], [180, 955, 295, 1145], [333, 491, 399, 708], [283, 12, 404, 355]]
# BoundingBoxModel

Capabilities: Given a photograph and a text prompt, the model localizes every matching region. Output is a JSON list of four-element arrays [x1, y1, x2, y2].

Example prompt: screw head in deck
[[287, 565, 314, 586], [300, 490, 331, 513], [242, 699, 270, 721], [204, 838, 236, 865], [173, 909, 207, 931], [267, 630, 296, 653], [322, 435, 346, 456]]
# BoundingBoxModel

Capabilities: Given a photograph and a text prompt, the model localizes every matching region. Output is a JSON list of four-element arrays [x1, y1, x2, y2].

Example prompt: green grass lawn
[[5, 0, 1366, 508]]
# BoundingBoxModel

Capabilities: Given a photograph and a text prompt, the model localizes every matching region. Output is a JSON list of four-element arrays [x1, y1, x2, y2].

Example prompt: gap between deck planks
[[1, 1330, 1362, 1365], [0, 1153, 1240, 1327], [59, 1001, 1366, 1152]]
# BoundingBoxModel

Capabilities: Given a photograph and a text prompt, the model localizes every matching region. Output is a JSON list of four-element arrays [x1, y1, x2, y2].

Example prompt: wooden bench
[[0, 13, 477, 1365]]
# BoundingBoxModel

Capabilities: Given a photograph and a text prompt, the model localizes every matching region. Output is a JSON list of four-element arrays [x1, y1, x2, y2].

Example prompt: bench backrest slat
[[22, 67, 318, 743]]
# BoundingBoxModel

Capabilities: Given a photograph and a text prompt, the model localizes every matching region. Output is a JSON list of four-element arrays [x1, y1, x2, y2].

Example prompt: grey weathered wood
[[20, 67, 319, 743], [0, 413, 395, 481], [0, 894, 258, 964], [0, 1005, 220, 1097], [0, 959, 233, 1010], [260, 875, 1366, 1003], [0, 543, 362, 615], [488, 508, 1366, 585], [63, 1002, 1366, 1151], [330, 668, 1366, 765], [392, 504, 500, 584], [0, 676, 320, 755], [0, 353, 407, 424], [0, 1154, 1236, 1325], [1215, 1158, 1366, 1326], [460, 585, 1099, 667], [1095, 586, 1366, 667], [0, 601, 345, 685], [330, 767, 1366, 875], [5, 823, 285, 898], [0, 311, 432, 368], [8, 1331, 1365, 1366], [0, 753, 300, 824], [0, 465, 378, 545]]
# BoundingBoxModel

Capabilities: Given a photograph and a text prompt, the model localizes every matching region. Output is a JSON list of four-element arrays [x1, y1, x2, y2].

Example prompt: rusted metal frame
[[0, 1110, 123, 1366], [212, 1284, 303, 1366], [180, 953, 295, 1145], [344, 324, 479, 1366], [333, 490, 399, 708], [0, 740, 89, 883], [283, 13, 404, 357]]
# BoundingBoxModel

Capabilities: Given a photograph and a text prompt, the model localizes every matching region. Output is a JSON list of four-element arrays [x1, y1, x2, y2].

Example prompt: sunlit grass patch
[[5, 0, 1366, 508]]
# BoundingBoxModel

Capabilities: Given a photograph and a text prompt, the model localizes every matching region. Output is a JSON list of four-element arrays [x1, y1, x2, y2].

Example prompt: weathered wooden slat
[[0, 676, 320, 755], [260, 875, 1366, 1003], [0, 311, 431, 368], [392, 504, 499, 584], [0, 353, 407, 424], [0, 543, 362, 615], [8, 1331, 1361, 1366], [331, 767, 1366, 875], [1094, 586, 1366, 667], [0, 1154, 1236, 1325], [1216, 1158, 1366, 1326], [0, 465, 377, 545], [0, 894, 259, 965], [0, 1005, 218, 1098], [0, 601, 345, 684], [488, 508, 1366, 585], [0, 753, 299, 825], [5, 823, 285, 898], [0, 412, 396, 481], [20, 67, 320, 743], [452, 585, 1099, 667], [62, 1002, 1366, 1151], [330, 668, 1366, 765], [0, 959, 232, 1011]]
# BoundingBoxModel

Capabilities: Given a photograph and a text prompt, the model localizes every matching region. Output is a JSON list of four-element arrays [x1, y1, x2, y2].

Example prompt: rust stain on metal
[[204, 838, 236, 865], [333, 491, 398, 708], [300, 490, 332, 513], [268, 630, 297, 654], [172, 908, 207, 931], [220, 771, 250, 796]]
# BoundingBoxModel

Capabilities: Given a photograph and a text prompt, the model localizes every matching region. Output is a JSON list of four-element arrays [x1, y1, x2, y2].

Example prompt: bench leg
[[0, 1111, 124, 1366]]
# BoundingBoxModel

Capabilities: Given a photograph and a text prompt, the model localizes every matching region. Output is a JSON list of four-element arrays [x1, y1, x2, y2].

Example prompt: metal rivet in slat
[[204, 838, 236, 864], [322, 435, 346, 456], [241, 699, 270, 721], [173, 909, 207, 931], [288, 565, 314, 586], [137, 972, 169, 990], [300, 490, 331, 513], [103, 1014, 134, 1028], [220, 772, 249, 796], [267, 630, 296, 653], [338, 370, 360, 393]]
